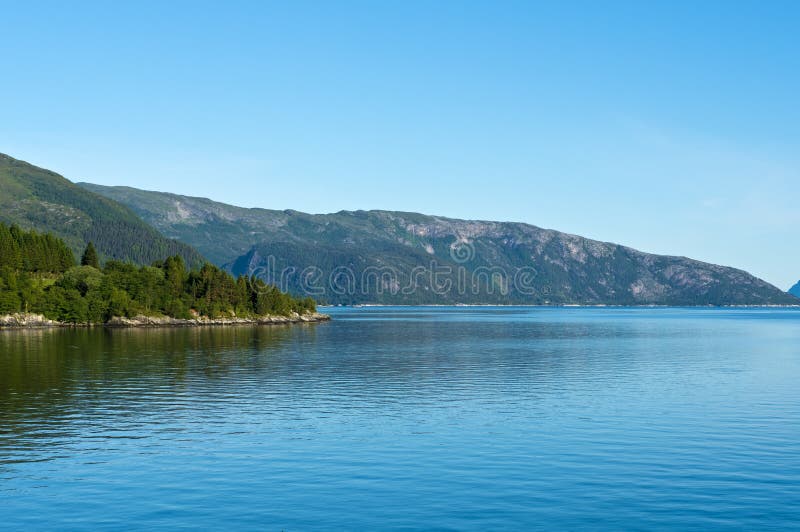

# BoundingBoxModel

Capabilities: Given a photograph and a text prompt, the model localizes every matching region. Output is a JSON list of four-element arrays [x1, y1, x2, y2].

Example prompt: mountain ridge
[[80, 182, 798, 306]]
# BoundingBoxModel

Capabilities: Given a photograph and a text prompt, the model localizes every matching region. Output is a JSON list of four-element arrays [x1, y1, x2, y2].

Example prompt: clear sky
[[1, 1, 798, 288]]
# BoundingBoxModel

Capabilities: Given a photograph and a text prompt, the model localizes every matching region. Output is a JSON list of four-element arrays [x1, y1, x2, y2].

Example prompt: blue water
[[2, 307, 800, 529]]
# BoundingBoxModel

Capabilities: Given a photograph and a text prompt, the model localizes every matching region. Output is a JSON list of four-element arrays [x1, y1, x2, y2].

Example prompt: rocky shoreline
[[0, 312, 331, 329]]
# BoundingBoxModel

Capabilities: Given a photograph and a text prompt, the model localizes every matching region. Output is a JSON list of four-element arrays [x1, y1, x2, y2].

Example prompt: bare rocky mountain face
[[80, 183, 799, 306]]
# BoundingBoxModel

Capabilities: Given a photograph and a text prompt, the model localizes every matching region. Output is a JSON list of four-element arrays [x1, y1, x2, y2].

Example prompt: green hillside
[[0, 153, 203, 266], [78, 182, 291, 265]]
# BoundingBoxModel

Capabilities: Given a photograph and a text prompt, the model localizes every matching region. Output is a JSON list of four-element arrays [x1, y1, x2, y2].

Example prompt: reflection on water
[[2, 308, 800, 529], [0, 326, 299, 450]]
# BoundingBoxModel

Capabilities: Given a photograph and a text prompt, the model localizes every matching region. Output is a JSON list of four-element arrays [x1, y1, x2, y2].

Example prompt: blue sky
[[1, 1, 798, 288]]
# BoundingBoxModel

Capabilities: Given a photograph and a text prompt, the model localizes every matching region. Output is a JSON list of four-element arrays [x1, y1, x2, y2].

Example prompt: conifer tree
[[81, 242, 100, 269]]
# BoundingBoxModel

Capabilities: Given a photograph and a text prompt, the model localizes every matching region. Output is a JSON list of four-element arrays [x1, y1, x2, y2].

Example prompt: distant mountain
[[0, 153, 203, 266], [790, 281, 800, 298], [80, 183, 799, 306]]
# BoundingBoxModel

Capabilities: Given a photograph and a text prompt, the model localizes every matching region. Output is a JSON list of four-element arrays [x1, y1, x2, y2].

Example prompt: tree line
[[0, 223, 316, 323]]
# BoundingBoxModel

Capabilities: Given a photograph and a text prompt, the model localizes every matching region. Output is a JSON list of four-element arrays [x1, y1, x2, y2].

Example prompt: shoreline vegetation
[[0, 223, 323, 327]]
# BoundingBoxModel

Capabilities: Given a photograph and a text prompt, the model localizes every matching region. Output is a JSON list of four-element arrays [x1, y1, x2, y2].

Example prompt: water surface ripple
[[1, 307, 799, 529]]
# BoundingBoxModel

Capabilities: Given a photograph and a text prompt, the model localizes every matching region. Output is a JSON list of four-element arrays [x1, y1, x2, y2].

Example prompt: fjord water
[[2, 308, 799, 530]]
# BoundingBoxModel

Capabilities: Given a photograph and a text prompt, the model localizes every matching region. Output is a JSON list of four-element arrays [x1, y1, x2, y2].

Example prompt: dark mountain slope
[[790, 281, 800, 298], [80, 183, 799, 306], [0, 153, 203, 265]]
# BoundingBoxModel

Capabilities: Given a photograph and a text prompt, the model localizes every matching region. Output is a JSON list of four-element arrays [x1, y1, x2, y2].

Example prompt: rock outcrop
[[105, 312, 330, 327], [0, 313, 64, 328], [0, 312, 330, 328]]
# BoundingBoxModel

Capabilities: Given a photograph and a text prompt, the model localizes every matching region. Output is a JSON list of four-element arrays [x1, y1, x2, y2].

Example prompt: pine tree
[[81, 242, 100, 269]]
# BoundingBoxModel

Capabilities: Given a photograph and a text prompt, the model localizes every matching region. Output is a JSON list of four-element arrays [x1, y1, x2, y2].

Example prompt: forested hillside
[[0, 153, 203, 266], [0, 224, 315, 323], [0, 223, 75, 274]]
